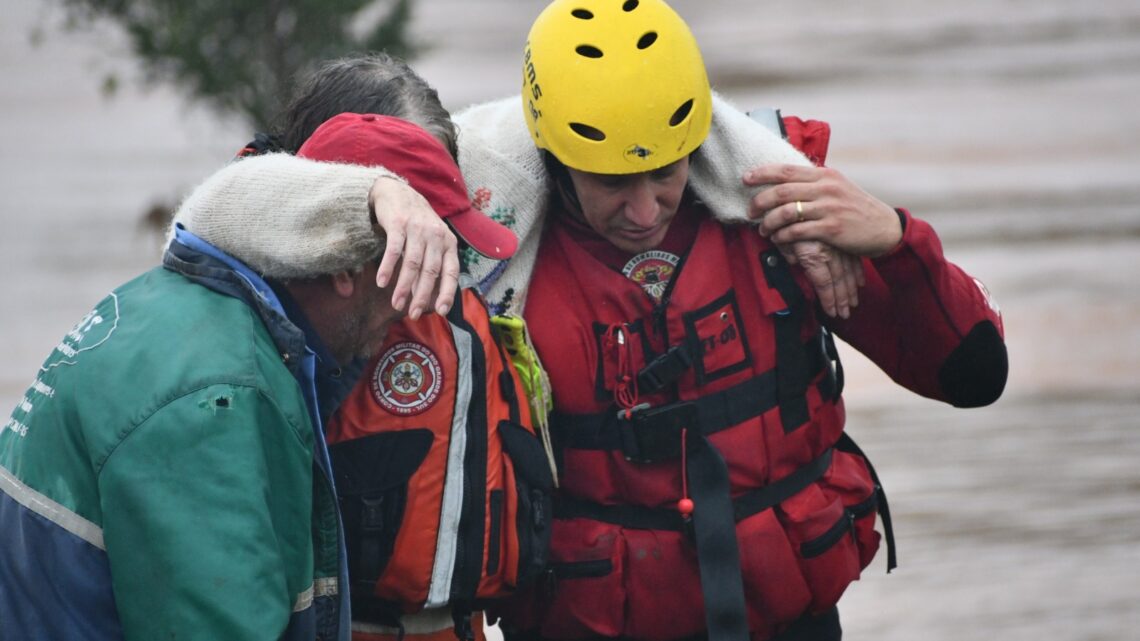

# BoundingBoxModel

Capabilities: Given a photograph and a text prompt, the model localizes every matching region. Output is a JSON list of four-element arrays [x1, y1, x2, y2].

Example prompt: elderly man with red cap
[[0, 114, 516, 641]]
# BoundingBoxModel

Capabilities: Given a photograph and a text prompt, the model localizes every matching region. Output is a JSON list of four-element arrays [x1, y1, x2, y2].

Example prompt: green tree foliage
[[60, 0, 416, 129]]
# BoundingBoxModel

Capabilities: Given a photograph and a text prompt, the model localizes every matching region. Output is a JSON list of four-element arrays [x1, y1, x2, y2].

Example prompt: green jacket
[[0, 233, 345, 640]]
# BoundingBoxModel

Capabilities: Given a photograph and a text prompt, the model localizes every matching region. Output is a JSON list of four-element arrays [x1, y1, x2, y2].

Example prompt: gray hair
[[277, 52, 458, 159]]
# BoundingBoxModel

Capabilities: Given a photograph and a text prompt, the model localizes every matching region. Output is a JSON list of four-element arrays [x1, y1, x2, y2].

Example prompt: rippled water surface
[[2, 1, 1138, 639]]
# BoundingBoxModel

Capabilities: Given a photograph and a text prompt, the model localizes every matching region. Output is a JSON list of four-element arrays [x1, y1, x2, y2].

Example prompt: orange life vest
[[328, 284, 555, 637]]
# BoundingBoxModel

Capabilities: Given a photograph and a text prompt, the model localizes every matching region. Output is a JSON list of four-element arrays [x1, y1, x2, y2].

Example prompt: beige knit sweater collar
[[454, 93, 812, 316]]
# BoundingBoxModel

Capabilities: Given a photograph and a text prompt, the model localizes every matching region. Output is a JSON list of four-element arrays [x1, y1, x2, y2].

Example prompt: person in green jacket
[[0, 111, 512, 640]]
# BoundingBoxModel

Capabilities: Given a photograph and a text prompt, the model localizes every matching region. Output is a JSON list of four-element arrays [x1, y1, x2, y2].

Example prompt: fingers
[[370, 174, 454, 316], [790, 242, 868, 319], [387, 222, 460, 319], [829, 252, 860, 319], [743, 163, 822, 188], [744, 164, 822, 222], [845, 251, 865, 297], [389, 219, 430, 316], [406, 227, 448, 320], [376, 228, 405, 289], [434, 242, 461, 316], [758, 199, 815, 239], [793, 241, 838, 318], [775, 242, 799, 266]]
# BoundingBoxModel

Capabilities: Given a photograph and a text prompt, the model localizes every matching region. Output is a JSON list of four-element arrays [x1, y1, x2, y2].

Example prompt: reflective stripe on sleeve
[[0, 465, 104, 550]]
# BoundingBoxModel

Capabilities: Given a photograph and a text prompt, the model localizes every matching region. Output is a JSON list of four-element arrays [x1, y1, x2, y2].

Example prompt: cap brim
[[448, 208, 518, 260]]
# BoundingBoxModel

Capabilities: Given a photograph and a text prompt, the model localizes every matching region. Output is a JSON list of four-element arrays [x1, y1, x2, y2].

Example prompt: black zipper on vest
[[800, 491, 879, 559]]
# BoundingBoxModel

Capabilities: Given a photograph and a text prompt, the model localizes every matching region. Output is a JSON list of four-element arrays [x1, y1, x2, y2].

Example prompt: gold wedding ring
[[795, 200, 804, 223]]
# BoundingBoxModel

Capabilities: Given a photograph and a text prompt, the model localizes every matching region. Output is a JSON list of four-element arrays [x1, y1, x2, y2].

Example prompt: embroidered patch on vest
[[622, 250, 680, 303], [371, 342, 444, 416]]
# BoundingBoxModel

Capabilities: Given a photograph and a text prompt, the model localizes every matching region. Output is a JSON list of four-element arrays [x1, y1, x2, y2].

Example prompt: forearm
[[172, 153, 390, 278], [831, 210, 1007, 406]]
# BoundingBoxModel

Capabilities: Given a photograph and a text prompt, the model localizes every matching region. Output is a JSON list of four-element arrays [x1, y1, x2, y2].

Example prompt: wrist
[[368, 172, 409, 225], [871, 208, 909, 259]]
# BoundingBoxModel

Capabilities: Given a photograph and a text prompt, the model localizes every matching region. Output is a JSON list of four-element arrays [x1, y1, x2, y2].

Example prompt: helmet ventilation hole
[[576, 45, 604, 58], [569, 123, 607, 141], [669, 99, 694, 127], [637, 32, 658, 49], [623, 0, 639, 11], [571, 8, 594, 19]]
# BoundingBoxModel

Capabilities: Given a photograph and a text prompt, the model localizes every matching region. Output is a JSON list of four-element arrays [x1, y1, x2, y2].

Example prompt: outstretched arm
[[174, 153, 460, 318]]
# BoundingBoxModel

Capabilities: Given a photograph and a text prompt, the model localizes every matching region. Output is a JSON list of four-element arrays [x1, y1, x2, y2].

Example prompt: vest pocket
[[776, 484, 861, 612], [737, 508, 813, 632], [821, 449, 882, 570], [776, 448, 881, 612], [846, 492, 881, 569], [623, 528, 705, 640], [541, 518, 626, 639], [329, 429, 433, 595]]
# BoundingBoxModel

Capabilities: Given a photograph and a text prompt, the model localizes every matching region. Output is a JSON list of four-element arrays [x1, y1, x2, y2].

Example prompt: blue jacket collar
[[163, 226, 354, 419]]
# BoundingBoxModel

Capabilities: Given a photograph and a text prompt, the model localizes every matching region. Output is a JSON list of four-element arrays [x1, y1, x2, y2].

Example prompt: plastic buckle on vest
[[617, 401, 699, 464], [637, 343, 693, 395]]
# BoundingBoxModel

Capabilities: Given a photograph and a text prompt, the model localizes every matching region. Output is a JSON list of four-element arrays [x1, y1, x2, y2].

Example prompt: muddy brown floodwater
[[2, 1, 1138, 639]]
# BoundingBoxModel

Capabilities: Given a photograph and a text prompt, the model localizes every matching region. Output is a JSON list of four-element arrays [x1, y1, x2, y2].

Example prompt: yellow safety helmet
[[522, 0, 712, 175]]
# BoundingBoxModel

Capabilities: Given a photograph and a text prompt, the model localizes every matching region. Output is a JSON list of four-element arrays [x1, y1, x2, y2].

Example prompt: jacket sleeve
[[97, 383, 315, 641], [171, 153, 390, 277], [827, 209, 1008, 407]]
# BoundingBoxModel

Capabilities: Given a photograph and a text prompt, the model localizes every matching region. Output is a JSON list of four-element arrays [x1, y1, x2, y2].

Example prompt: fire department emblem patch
[[622, 250, 680, 303], [371, 342, 443, 416]]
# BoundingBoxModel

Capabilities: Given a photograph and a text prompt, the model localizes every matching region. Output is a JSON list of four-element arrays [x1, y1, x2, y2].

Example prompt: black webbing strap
[[555, 496, 686, 531], [759, 250, 811, 432], [637, 342, 694, 395], [835, 433, 897, 572], [358, 496, 387, 587], [551, 444, 840, 641], [732, 448, 833, 521], [554, 336, 834, 458], [686, 434, 750, 641], [553, 447, 834, 530]]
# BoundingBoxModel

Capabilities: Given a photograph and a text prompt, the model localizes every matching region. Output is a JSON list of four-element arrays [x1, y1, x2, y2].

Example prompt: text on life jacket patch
[[682, 290, 752, 385], [622, 250, 680, 303], [371, 342, 444, 416]]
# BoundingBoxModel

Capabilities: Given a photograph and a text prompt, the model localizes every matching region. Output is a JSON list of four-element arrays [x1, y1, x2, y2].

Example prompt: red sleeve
[[827, 209, 1007, 407]]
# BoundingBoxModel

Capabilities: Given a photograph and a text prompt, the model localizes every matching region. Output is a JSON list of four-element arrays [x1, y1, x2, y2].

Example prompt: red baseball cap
[[297, 112, 517, 260]]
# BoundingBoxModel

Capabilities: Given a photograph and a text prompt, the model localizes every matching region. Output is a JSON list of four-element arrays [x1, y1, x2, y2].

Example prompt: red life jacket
[[327, 284, 555, 636], [512, 205, 891, 641]]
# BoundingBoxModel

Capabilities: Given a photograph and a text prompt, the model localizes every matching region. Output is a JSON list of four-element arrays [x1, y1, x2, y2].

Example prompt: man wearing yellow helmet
[[463, 4, 998, 641], [172, 2, 1008, 641]]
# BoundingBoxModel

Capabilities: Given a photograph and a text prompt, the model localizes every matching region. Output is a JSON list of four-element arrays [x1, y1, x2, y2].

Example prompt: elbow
[[937, 321, 1008, 408]]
